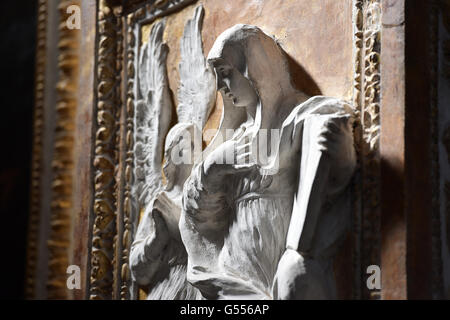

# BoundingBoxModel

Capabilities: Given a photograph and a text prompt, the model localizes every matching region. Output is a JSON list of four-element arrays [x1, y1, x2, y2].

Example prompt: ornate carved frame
[[90, 0, 198, 300], [27, 0, 82, 300], [26, 0, 48, 299], [352, 0, 381, 299], [86, 0, 385, 300]]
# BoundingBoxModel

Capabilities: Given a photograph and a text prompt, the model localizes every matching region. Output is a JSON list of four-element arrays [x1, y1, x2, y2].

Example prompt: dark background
[[0, 2, 37, 299]]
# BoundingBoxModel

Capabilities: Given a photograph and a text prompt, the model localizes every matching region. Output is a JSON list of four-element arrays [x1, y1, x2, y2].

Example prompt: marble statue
[[130, 6, 214, 299], [179, 24, 357, 300]]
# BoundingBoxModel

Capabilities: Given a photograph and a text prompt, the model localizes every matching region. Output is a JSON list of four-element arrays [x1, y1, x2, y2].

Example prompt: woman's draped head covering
[[204, 24, 298, 154], [207, 24, 295, 103]]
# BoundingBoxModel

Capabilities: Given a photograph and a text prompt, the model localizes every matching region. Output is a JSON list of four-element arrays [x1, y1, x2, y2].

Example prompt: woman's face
[[210, 58, 258, 108]]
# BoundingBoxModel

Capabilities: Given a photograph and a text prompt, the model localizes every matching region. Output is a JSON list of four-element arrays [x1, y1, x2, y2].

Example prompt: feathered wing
[[134, 20, 173, 210], [177, 5, 216, 130]]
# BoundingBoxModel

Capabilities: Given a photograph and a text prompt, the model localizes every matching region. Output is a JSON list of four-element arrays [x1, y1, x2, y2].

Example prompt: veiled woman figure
[[179, 24, 356, 299]]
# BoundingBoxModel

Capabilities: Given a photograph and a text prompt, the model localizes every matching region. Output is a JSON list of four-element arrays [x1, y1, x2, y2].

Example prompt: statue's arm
[[286, 113, 356, 252], [129, 205, 169, 286], [182, 135, 257, 233], [177, 162, 232, 292], [182, 162, 231, 238], [273, 99, 356, 299]]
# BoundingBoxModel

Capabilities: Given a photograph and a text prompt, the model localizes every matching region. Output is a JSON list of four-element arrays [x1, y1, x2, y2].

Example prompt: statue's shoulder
[[292, 95, 354, 118], [282, 95, 354, 130]]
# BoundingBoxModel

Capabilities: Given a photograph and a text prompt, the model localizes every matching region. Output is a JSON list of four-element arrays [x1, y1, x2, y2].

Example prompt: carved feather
[[134, 20, 173, 208], [177, 5, 216, 130]]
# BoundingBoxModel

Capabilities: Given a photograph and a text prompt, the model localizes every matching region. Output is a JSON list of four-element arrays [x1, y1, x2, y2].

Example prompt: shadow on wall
[[284, 52, 322, 97], [285, 51, 357, 300]]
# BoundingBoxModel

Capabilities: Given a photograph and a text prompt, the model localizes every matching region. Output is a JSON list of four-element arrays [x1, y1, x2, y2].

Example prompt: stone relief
[[130, 6, 214, 299], [130, 5, 356, 300]]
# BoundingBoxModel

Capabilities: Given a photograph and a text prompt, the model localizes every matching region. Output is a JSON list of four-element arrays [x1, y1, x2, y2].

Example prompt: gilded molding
[[362, 0, 381, 300], [47, 0, 81, 299], [351, 0, 363, 300], [114, 0, 195, 300], [26, 0, 48, 299], [89, 0, 122, 300], [118, 13, 137, 300], [89, 0, 196, 300], [124, 0, 196, 17]]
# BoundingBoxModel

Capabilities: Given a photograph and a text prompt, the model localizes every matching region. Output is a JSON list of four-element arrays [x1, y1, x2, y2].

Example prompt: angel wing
[[134, 20, 173, 209], [177, 5, 216, 130]]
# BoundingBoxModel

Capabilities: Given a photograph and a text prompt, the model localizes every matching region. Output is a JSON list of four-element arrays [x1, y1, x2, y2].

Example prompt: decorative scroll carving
[[26, 0, 48, 299], [351, 0, 364, 300], [352, 0, 363, 116], [118, 11, 138, 302], [352, 0, 381, 300], [89, 0, 122, 300], [47, 0, 81, 299], [124, 0, 197, 17]]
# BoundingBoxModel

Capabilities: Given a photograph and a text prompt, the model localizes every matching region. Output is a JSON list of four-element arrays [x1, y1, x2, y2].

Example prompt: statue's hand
[[318, 115, 356, 194], [273, 249, 331, 300], [203, 137, 258, 191], [129, 206, 169, 286], [317, 115, 352, 155], [203, 139, 256, 177], [276, 116, 304, 168], [143, 209, 170, 262]]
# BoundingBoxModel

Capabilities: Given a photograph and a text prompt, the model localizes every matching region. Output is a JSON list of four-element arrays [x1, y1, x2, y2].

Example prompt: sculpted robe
[[180, 96, 355, 299]]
